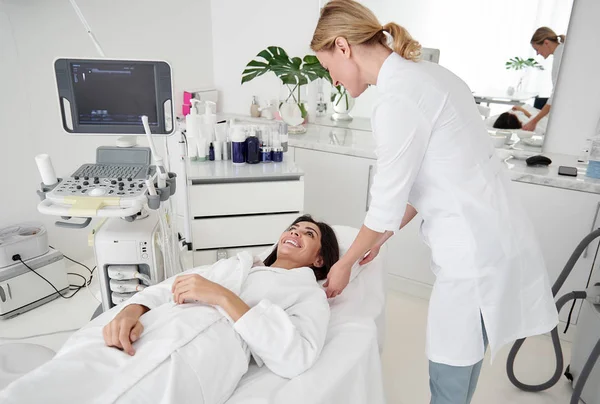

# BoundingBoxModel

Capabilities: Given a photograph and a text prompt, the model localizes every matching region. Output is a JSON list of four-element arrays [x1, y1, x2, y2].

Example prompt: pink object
[[182, 91, 193, 115]]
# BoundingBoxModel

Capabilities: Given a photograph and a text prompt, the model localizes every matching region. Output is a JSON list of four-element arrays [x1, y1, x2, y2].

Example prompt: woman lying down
[[487, 104, 548, 135], [0, 215, 339, 404]]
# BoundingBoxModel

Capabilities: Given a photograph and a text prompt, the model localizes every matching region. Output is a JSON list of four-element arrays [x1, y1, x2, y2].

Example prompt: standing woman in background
[[522, 27, 566, 132], [310, 1, 559, 403]]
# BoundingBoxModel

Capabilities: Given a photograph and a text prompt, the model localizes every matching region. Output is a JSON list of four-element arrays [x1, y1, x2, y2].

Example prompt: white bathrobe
[[0, 252, 330, 404]]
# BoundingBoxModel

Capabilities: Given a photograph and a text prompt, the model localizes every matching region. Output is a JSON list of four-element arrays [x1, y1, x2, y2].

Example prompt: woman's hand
[[324, 260, 352, 298], [359, 244, 381, 266], [103, 304, 147, 356], [522, 120, 537, 131], [171, 274, 228, 306]]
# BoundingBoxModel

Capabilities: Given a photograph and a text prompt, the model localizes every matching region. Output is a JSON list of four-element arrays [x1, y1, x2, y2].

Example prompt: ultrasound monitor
[[54, 58, 174, 135]]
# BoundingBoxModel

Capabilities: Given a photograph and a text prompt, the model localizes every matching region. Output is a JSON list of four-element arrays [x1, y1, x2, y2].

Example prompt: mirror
[[320, 0, 575, 151]]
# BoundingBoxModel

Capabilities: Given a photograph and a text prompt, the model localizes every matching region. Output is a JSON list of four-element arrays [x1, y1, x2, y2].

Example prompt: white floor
[[382, 290, 576, 404]]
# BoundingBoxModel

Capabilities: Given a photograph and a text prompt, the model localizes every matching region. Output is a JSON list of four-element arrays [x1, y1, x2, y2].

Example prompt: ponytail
[[382, 22, 421, 62], [311, 0, 422, 62], [531, 26, 566, 45]]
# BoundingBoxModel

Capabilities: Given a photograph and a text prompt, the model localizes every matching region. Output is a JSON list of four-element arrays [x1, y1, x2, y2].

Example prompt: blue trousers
[[429, 319, 488, 404]]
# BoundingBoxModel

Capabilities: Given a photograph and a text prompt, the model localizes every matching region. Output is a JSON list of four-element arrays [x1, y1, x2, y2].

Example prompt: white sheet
[[225, 246, 387, 404]]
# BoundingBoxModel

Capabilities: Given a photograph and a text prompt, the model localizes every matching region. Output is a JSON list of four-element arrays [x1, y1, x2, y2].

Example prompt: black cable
[[563, 299, 578, 334], [67, 272, 87, 288], [18, 257, 84, 300], [49, 245, 93, 275]]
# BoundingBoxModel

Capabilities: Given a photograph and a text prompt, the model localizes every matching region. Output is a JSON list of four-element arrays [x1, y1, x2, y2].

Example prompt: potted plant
[[242, 46, 330, 133], [504, 56, 544, 95], [330, 84, 355, 121]]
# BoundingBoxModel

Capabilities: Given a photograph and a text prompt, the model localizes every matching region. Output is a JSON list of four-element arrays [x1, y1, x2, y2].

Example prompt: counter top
[[187, 158, 304, 184], [217, 114, 600, 194], [287, 123, 600, 195]]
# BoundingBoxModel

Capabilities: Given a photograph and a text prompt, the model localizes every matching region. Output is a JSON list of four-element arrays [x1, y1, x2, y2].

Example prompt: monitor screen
[[55, 58, 173, 135], [71, 62, 158, 127]]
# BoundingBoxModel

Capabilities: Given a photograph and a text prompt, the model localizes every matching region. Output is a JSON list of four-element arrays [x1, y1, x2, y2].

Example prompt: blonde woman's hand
[[324, 260, 352, 298]]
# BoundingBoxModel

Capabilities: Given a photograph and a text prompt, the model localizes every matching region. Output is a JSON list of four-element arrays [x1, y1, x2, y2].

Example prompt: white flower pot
[[331, 92, 355, 121]]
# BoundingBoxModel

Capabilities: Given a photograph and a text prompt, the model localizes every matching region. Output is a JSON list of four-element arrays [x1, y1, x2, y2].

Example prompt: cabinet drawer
[[192, 213, 300, 249], [193, 245, 272, 267], [189, 181, 304, 217]]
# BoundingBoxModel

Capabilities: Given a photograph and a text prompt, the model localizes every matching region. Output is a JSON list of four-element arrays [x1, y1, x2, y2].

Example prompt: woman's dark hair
[[263, 215, 339, 280], [493, 112, 522, 130]]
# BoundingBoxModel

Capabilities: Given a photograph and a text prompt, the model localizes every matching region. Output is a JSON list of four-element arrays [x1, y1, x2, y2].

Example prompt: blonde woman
[[522, 27, 566, 132], [311, 1, 558, 403]]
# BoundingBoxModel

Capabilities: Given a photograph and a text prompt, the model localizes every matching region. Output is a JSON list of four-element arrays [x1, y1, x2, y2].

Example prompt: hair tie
[[381, 25, 386, 32]]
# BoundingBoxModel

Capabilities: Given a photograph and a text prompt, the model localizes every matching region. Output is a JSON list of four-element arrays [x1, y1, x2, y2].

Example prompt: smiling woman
[[263, 215, 340, 281]]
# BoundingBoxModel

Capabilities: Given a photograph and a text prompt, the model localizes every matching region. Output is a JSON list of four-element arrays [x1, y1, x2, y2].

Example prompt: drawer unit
[[189, 181, 304, 217], [192, 213, 300, 250]]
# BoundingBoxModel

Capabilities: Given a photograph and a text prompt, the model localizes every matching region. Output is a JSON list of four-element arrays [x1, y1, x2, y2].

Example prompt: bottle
[[214, 141, 222, 161], [246, 128, 260, 164], [316, 90, 327, 117], [250, 96, 261, 118], [185, 100, 201, 160], [272, 139, 283, 162], [279, 122, 289, 152], [231, 127, 246, 165], [209, 142, 215, 161]]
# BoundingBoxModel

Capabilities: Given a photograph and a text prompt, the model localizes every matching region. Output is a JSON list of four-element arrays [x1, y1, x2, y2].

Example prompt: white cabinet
[[186, 161, 305, 267], [294, 147, 433, 287], [294, 148, 373, 229], [511, 181, 600, 324]]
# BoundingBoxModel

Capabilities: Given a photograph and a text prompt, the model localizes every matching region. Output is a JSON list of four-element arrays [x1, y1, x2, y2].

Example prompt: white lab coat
[[0, 252, 330, 404], [365, 52, 558, 366], [547, 42, 565, 106]]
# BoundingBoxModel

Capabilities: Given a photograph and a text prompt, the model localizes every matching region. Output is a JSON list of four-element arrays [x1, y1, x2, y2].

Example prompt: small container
[[209, 143, 215, 161], [261, 147, 272, 163], [272, 147, 284, 162]]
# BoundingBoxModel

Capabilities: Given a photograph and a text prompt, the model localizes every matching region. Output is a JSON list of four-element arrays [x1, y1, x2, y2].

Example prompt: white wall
[[544, 0, 600, 156], [0, 0, 214, 262], [210, 0, 572, 120], [210, 0, 320, 115]]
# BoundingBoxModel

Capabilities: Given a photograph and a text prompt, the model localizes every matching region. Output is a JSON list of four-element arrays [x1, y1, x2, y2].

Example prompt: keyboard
[[71, 164, 148, 180]]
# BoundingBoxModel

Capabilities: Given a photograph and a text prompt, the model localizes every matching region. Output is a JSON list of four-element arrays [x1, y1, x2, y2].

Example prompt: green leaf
[[242, 47, 332, 86], [246, 60, 269, 68]]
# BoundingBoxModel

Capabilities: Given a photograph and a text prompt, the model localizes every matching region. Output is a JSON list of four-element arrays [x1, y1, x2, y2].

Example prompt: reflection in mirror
[[325, 0, 574, 151]]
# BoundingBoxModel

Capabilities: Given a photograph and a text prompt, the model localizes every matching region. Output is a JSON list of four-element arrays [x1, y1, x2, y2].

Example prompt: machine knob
[[127, 177, 133, 182], [117, 177, 122, 181], [111, 180, 117, 185], [76, 185, 82, 189], [84, 176, 89, 180], [83, 181, 89, 186]]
